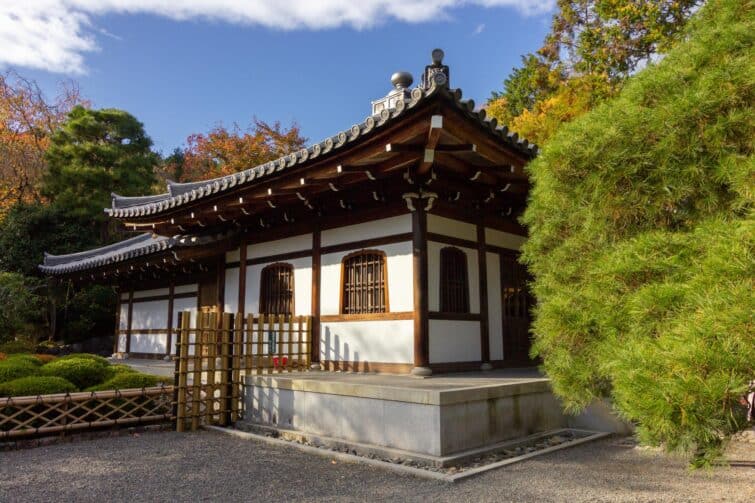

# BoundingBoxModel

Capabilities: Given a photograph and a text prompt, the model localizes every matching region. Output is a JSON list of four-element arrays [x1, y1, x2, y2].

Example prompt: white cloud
[[0, 0, 554, 74], [473, 23, 486, 35]]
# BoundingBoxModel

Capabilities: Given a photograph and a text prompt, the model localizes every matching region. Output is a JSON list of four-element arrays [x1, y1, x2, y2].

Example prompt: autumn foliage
[[160, 119, 307, 182]]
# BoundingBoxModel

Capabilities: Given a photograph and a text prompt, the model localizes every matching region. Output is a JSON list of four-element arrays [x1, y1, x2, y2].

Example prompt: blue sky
[[4, 2, 554, 154]]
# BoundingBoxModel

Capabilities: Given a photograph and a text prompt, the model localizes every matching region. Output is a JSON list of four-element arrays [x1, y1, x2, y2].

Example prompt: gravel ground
[[1, 430, 752, 502]]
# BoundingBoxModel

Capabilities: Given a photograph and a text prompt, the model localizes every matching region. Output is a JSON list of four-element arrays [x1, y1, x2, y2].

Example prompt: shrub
[[0, 359, 39, 383], [40, 357, 110, 389], [33, 354, 57, 364], [0, 353, 6, 361], [0, 376, 77, 397], [6, 354, 44, 366], [0, 339, 36, 354], [86, 372, 164, 392], [0, 273, 45, 343], [104, 363, 137, 380], [58, 353, 110, 366], [521, 0, 754, 466]]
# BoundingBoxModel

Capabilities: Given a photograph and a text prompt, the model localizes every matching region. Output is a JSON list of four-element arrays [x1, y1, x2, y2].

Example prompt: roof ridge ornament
[[421, 48, 449, 90]]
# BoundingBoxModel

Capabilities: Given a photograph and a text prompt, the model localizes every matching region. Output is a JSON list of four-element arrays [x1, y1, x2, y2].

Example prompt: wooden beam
[[311, 227, 321, 368], [477, 222, 490, 368], [417, 114, 444, 175], [411, 203, 431, 376], [238, 238, 247, 319], [165, 281, 175, 357], [125, 289, 134, 354]]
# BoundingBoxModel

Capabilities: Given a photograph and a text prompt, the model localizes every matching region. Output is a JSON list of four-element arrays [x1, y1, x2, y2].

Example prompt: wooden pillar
[[411, 204, 431, 376], [238, 239, 247, 319], [477, 222, 491, 370], [112, 285, 121, 355], [216, 256, 226, 313], [310, 227, 322, 369], [165, 281, 175, 357], [125, 289, 134, 354]]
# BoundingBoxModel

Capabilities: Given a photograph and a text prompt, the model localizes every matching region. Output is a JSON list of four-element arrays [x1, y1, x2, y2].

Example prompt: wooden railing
[[173, 310, 311, 432], [0, 386, 174, 440]]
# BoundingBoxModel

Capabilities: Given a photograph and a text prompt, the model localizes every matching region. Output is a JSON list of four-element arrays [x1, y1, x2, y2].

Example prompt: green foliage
[[59, 353, 110, 366], [6, 354, 44, 366], [104, 363, 137, 379], [0, 376, 76, 397], [490, 54, 564, 119], [0, 338, 37, 354], [41, 106, 158, 223], [40, 357, 110, 389], [86, 372, 163, 392], [522, 0, 754, 466], [56, 284, 117, 344], [0, 273, 44, 342], [0, 359, 39, 383]]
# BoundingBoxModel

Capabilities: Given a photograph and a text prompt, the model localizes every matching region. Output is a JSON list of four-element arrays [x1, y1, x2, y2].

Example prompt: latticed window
[[259, 263, 294, 314], [341, 250, 388, 314], [439, 247, 469, 313]]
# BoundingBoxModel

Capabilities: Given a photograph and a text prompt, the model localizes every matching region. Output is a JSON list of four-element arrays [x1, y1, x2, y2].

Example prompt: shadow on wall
[[130, 333, 167, 355]]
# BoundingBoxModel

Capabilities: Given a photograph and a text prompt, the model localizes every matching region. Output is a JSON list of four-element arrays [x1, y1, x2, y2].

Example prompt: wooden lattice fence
[[173, 310, 311, 432], [0, 386, 173, 439]]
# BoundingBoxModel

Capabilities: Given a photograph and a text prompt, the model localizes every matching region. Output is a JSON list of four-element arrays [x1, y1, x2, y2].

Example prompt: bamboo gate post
[[175, 312, 191, 432]]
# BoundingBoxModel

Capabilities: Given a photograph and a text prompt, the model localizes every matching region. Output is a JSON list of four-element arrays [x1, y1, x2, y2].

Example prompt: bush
[[0, 339, 36, 354], [58, 353, 110, 366], [6, 354, 44, 366], [86, 372, 164, 392], [521, 0, 754, 466], [40, 357, 110, 389], [0, 376, 77, 397], [104, 363, 137, 379], [0, 359, 39, 383], [0, 273, 45, 343]]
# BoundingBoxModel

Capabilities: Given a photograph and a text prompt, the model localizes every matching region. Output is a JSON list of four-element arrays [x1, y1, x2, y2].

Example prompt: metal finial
[[431, 48, 444, 65], [391, 71, 413, 90]]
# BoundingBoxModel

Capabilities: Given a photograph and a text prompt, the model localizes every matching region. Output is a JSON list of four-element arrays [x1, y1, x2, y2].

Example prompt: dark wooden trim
[[126, 352, 173, 360], [216, 256, 225, 313], [321, 232, 412, 256], [428, 312, 481, 321], [125, 290, 134, 354], [165, 281, 175, 356], [238, 239, 247, 318], [427, 232, 476, 250], [311, 228, 321, 364], [118, 328, 170, 335], [477, 222, 490, 364], [322, 360, 413, 374], [131, 292, 196, 304], [430, 202, 527, 235], [243, 249, 313, 267], [113, 287, 121, 354], [412, 206, 430, 369], [321, 312, 413, 322]]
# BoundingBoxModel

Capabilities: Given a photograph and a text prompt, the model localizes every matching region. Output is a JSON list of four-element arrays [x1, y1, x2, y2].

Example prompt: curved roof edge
[[105, 81, 538, 219]]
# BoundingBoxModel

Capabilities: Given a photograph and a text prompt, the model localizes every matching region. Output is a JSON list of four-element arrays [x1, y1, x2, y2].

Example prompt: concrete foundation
[[242, 370, 625, 457]]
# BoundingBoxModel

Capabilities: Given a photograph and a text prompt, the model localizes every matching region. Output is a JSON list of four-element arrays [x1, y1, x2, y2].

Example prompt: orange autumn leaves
[[160, 119, 307, 183]]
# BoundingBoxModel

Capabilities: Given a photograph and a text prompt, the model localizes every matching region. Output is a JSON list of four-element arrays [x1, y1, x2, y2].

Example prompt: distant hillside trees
[[522, 0, 754, 465]]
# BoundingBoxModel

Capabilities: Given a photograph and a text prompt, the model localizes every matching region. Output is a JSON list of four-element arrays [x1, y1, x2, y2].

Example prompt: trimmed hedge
[[86, 372, 164, 392], [0, 376, 77, 397], [33, 354, 57, 364], [0, 359, 39, 383], [58, 353, 110, 366], [0, 340, 36, 354], [40, 357, 110, 389], [7, 354, 44, 366]]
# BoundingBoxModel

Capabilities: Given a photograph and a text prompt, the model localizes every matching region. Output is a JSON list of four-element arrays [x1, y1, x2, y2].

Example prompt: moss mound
[[0, 359, 39, 383], [40, 357, 110, 389], [58, 353, 110, 366], [521, 0, 754, 466], [0, 376, 77, 397], [86, 372, 164, 392]]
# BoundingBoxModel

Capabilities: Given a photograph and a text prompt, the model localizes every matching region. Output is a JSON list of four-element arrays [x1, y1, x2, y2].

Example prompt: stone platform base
[[242, 370, 628, 457]]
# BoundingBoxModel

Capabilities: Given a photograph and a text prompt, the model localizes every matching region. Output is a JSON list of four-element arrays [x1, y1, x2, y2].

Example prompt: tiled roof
[[39, 233, 219, 275], [107, 81, 537, 219]]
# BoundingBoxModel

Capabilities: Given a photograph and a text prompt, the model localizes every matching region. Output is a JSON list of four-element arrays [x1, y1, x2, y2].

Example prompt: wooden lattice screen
[[341, 250, 387, 314], [0, 387, 173, 439], [174, 310, 311, 432]]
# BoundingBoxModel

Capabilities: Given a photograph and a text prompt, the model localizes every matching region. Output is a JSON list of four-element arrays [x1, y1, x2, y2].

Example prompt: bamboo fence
[[174, 310, 311, 432], [0, 386, 174, 440]]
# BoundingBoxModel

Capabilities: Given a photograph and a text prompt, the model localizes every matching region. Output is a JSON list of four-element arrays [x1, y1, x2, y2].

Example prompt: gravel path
[[1, 431, 752, 502]]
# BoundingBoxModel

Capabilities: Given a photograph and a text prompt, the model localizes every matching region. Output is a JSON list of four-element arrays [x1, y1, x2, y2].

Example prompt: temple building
[[40, 50, 537, 376]]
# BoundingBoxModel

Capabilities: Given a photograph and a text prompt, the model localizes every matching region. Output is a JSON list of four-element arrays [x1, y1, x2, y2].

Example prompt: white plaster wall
[[485, 228, 526, 250], [118, 303, 129, 330], [427, 214, 476, 241], [131, 300, 169, 329], [427, 241, 479, 313], [429, 320, 481, 363], [174, 298, 198, 329], [245, 256, 312, 316], [487, 252, 503, 361], [117, 334, 127, 353], [224, 267, 240, 313], [246, 233, 312, 260], [320, 241, 413, 315], [132, 287, 169, 299], [320, 320, 413, 364], [130, 333, 167, 354], [174, 283, 198, 295], [321, 214, 411, 247]]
